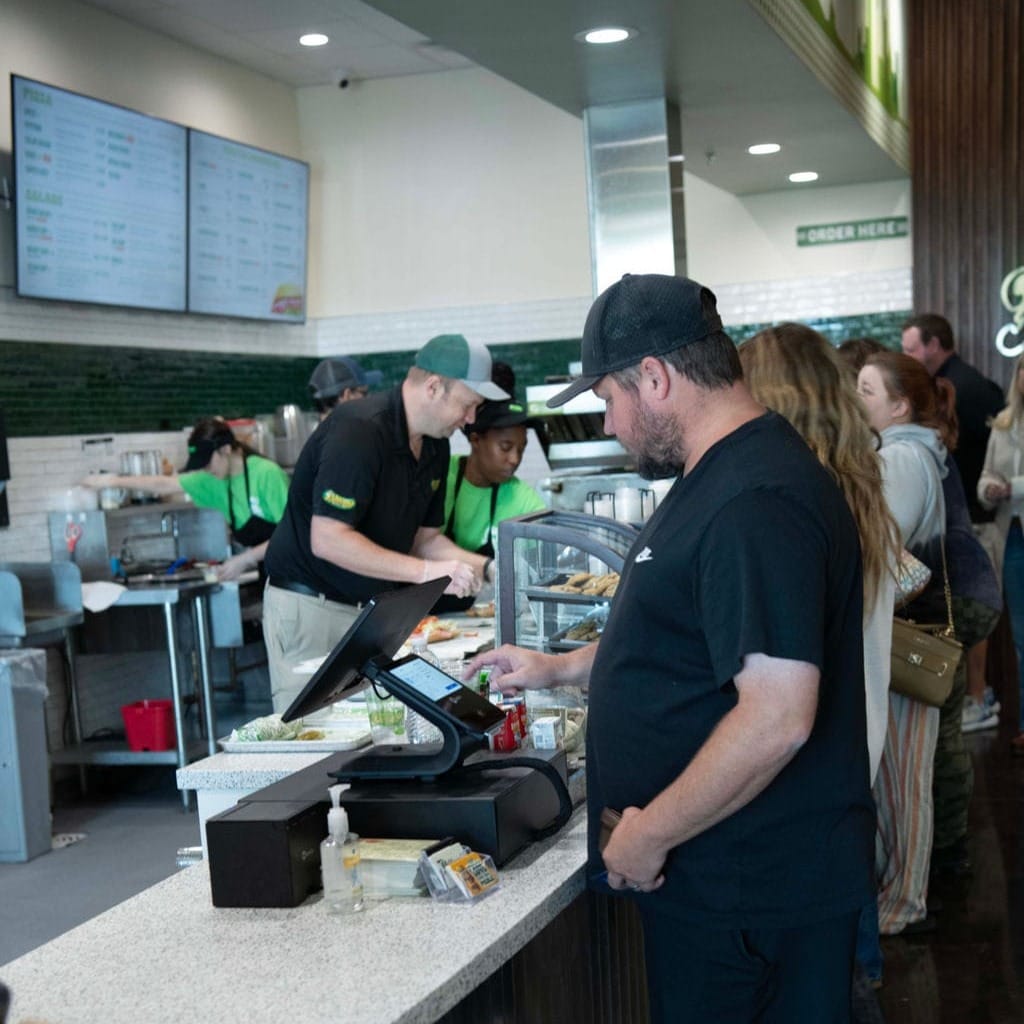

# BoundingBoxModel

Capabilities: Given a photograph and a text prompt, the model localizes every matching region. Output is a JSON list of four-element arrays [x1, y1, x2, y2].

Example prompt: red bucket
[[121, 700, 176, 751]]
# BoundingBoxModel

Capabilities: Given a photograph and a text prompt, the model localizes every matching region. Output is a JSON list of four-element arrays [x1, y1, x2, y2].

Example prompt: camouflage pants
[[931, 596, 1001, 851]]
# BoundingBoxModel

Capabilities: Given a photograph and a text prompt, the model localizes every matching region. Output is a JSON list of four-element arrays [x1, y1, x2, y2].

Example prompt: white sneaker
[[984, 686, 1001, 715], [962, 697, 999, 733]]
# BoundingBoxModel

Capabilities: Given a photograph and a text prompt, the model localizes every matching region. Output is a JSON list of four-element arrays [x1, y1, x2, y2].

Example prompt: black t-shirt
[[937, 354, 1005, 523], [264, 386, 448, 605], [587, 412, 874, 929]]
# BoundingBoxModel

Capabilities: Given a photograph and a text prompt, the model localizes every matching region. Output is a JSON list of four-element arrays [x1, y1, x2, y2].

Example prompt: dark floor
[[876, 722, 1023, 1023]]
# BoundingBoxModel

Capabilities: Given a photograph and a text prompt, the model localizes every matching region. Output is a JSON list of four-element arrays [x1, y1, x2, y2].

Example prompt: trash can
[[0, 648, 51, 862]]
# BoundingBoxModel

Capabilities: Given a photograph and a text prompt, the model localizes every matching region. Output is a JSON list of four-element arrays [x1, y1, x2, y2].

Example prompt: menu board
[[11, 75, 187, 311], [188, 130, 308, 322]]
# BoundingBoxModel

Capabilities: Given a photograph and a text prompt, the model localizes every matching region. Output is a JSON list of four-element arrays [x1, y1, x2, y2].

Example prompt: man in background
[[308, 355, 383, 420], [264, 334, 507, 713], [903, 313, 1006, 738], [902, 314, 1004, 524]]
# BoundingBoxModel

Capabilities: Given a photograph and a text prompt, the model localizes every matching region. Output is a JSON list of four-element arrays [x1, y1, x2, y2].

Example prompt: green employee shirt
[[179, 454, 290, 529], [443, 454, 546, 552]]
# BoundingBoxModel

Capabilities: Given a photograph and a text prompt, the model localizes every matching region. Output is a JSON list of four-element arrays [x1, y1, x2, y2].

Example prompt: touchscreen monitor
[[280, 576, 449, 722]]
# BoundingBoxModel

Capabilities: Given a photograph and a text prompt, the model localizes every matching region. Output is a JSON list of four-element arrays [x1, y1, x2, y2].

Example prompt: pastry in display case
[[495, 509, 636, 652], [494, 510, 637, 754]]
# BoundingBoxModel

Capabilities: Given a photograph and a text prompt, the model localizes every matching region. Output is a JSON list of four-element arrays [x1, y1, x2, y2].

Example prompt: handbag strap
[[937, 535, 956, 638], [896, 534, 956, 639]]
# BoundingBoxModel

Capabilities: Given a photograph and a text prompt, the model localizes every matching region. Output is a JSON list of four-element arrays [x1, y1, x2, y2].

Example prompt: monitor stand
[[330, 659, 489, 782]]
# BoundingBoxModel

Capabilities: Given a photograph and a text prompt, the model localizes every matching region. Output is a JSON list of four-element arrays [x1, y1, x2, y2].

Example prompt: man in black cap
[[308, 355, 383, 420], [467, 275, 872, 1022], [264, 333, 507, 712]]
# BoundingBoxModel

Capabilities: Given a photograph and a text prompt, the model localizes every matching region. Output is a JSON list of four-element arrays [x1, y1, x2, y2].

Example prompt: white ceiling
[[78, 0, 907, 196]]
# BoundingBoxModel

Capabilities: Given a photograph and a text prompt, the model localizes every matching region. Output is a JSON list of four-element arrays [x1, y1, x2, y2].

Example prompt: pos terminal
[[281, 576, 508, 780], [206, 579, 573, 906]]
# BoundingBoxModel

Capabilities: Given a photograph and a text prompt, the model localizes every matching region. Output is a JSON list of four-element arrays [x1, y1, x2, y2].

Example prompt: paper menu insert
[[12, 76, 187, 311]]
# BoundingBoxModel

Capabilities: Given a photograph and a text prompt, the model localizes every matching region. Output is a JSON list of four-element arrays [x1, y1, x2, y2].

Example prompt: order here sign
[[796, 216, 909, 247]]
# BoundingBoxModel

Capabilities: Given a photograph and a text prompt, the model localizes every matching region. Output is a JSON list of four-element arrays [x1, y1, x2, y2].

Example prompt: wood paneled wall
[[909, 0, 1024, 389]]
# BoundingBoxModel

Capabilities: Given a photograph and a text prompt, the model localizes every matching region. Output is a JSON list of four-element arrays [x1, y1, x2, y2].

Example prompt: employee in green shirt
[[82, 418, 290, 580], [439, 398, 545, 609]]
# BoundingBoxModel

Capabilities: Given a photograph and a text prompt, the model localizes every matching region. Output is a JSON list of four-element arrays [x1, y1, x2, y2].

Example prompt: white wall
[[296, 69, 592, 318], [685, 173, 911, 285], [0, 0, 301, 160]]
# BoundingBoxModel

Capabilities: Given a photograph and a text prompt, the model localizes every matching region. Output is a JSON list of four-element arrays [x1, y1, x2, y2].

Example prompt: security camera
[[338, 77, 350, 90]]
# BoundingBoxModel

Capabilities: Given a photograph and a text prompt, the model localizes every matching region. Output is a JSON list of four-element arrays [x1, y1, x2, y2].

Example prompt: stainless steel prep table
[[52, 579, 220, 809]]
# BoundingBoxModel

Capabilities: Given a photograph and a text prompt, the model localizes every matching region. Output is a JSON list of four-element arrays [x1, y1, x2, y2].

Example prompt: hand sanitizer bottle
[[321, 784, 364, 914]]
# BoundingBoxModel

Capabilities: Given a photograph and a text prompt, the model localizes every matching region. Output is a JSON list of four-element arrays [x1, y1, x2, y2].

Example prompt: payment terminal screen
[[389, 656, 505, 733]]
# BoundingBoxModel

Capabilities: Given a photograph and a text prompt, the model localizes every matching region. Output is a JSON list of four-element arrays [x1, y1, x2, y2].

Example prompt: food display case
[[495, 509, 638, 653]]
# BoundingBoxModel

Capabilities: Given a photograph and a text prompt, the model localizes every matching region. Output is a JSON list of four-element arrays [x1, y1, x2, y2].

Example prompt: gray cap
[[308, 356, 383, 399]]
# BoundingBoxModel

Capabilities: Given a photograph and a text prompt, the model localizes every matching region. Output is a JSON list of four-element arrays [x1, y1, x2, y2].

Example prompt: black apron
[[432, 456, 497, 613], [229, 457, 277, 547]]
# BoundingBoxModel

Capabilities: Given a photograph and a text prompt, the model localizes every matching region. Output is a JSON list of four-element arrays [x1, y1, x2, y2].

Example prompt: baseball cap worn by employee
[[546, 273, 728, 408], [464, 398, 530, 436], [415, 334, 509, 401], [184, 425, 235, 471], [308, 356, 383, 399]]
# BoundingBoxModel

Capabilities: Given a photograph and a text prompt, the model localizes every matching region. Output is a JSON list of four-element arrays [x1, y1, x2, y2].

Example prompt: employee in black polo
[[263, 334, 508, 713]]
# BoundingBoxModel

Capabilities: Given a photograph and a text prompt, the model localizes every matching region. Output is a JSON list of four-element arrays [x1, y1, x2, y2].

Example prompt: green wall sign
[[797, 216, 909, 246]]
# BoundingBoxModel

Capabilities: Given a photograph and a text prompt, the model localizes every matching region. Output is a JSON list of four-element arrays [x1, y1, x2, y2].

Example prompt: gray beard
[[632, 404, 685, 480]]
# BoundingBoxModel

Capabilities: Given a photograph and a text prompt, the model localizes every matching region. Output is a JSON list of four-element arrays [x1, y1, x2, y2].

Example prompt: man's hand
[[462, 644, 559, 693], [602, 806, 667, 894], [216, 552, 252, 581]]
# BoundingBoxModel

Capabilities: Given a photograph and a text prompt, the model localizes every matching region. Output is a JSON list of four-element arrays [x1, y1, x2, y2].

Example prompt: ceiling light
[[576, 26, 636, 45], [668, 154, 685, 163], [747, 143, 781, 156], [299, 33, 329, 47], [789, 171, 819, 183]]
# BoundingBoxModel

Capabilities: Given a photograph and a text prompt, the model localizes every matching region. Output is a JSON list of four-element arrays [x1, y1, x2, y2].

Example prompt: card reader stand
[[330, 656, 490, 782]]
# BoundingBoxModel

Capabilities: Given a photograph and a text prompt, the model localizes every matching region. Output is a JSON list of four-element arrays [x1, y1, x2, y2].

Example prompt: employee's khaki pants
[[263, 583, 360, 715]]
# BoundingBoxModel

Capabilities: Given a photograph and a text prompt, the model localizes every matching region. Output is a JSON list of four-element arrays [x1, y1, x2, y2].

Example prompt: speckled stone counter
[[0, 811, 589, 1024]]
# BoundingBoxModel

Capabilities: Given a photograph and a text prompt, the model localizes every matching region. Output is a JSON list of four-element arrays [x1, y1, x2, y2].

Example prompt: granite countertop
[[177, 751, 335, 793], [1, 812, 589, 1024]]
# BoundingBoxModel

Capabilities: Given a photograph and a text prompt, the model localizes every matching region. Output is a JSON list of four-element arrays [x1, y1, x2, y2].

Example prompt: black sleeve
[[696, 491, 829, 688], [311, 418, 385, 527]]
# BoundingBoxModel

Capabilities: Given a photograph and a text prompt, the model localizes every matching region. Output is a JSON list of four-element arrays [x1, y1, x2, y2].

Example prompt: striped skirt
[[874, 691, 941, 933]]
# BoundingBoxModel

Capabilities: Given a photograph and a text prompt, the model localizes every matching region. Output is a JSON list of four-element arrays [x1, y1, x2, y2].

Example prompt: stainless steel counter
[[51, 578, 220, 809]]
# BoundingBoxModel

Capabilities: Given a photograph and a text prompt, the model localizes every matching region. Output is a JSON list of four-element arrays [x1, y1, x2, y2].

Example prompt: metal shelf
[[51, 738, 212, 767]]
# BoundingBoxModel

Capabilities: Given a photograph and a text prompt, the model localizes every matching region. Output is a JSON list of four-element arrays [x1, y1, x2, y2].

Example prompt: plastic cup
[[363, 685, 406, 742]]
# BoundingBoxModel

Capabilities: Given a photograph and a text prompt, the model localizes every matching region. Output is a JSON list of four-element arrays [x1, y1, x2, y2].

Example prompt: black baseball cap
[[464, 399, 530, 436], [184, 424, 235, 471], [546, 274, 728, 408]]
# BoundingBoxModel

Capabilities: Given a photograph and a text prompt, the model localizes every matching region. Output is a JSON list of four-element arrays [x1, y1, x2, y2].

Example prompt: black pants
[[638, 903, 860, 1023]]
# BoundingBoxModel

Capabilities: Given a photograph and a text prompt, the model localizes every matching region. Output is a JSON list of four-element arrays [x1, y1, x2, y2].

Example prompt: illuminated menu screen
[[188, 130, 308, 322], [12, 75, 187, 311]]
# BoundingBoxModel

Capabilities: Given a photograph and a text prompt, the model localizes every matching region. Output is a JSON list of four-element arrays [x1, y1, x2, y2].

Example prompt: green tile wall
[[0, 311, 907, 437]]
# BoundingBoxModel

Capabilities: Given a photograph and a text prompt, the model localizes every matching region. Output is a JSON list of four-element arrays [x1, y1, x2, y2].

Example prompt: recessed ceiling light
[[748, 143, 781, 156], [576, 26, 637, 45], [789, 171, 819, 183], [668, 153, 685, 163], [299, 33, 329, 47]]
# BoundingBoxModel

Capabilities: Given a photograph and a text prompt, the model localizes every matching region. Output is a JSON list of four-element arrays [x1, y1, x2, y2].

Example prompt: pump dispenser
[[321, 784, 363, 914]]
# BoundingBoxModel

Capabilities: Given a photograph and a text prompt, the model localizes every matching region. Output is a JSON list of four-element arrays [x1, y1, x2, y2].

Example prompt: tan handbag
[[890, 539, 962, 707]]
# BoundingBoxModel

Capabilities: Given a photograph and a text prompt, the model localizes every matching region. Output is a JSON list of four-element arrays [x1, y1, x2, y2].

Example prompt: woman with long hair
[[978, 351, 1024, 753], [859, 353, 1001, 900], [741, 324, 902, 984], [740, 324, 901, 777]]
